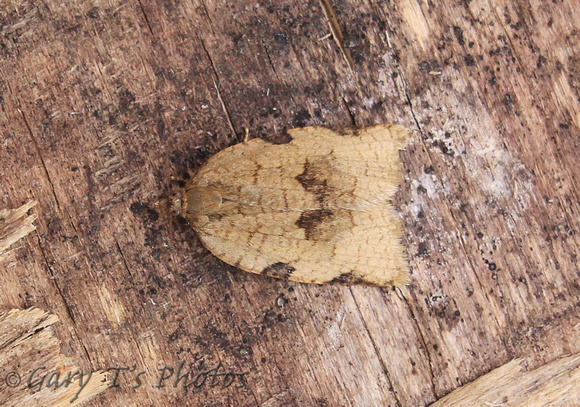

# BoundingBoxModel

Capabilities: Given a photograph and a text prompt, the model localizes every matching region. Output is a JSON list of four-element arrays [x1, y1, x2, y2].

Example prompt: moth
[[179, 125, 410, 286]]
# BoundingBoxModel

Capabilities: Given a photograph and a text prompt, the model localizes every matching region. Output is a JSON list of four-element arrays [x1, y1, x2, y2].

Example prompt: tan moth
[[180, 125, 410, 286]]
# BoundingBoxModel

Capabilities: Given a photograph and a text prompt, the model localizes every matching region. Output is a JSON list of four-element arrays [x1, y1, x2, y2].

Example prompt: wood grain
[[431, 354, 580, 407], [0, 0, 578, 406], [0, 308, 109, 407]]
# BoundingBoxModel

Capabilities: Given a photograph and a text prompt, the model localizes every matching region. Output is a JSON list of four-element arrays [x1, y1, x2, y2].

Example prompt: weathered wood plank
[[0, 0, 578, 406], [0, 308, 109, 407], [431, 353, 580, 407]]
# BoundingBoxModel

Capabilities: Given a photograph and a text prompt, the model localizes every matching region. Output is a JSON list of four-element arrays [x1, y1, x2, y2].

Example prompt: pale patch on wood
[[98, 284, 127, 328], [181, 125, 410, 287], [431, 354, 580, 407], [0, 201, 37, 263], [553, 73, 580, 127], [401, 0, 430, 50], [0, 308, 110, 406]]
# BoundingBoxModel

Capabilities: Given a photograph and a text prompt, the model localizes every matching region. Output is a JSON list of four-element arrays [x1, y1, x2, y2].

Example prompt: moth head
[[166, 177, 187, 217], [183, 186, 223, 218]]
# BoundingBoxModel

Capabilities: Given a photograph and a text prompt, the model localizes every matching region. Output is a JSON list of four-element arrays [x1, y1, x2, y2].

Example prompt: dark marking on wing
[[296, 159, 330, 205], [329, 272, 365, 285], [206, 213, 225, 222], [262, 128, 293, 144], [332, 125, 360, 137], [253, 163, 263, 183], [296, 209, 334, 240], [262, 262, 296, 278]]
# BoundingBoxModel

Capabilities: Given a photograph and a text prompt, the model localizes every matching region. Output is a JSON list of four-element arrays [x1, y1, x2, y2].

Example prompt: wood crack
[[350, 289, 403, 407], [395, 287, 438, 401], [17, 107, 62, 213], [198, 35, 238, 138], [319, 0, 355, 72], [33, 230, 95, 367], [262, 43, 298, 108], [137, 0, 154, 35], [341, 96, 357, 126]]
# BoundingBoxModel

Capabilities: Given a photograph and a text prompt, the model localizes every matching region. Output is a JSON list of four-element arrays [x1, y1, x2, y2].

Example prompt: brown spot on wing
[[296, 209, 334, 240], [262, 262, 296, 278], [296, 159, 331, 205], [332, 125, 361, 137], [261, 128, 293, 144], [329, 272, 365, 285], [253, 163, 263, 183]]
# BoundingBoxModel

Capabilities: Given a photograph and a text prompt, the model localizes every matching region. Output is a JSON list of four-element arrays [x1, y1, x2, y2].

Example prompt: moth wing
[[187, 125, 409, 286], [197, 205, 409, 286]]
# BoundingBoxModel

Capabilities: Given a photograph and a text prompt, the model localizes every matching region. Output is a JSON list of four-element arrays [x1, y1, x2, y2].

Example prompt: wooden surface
[[0, 308, 110, 407], [431, 354, 580, 407], [0, 1, 579, 406]]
